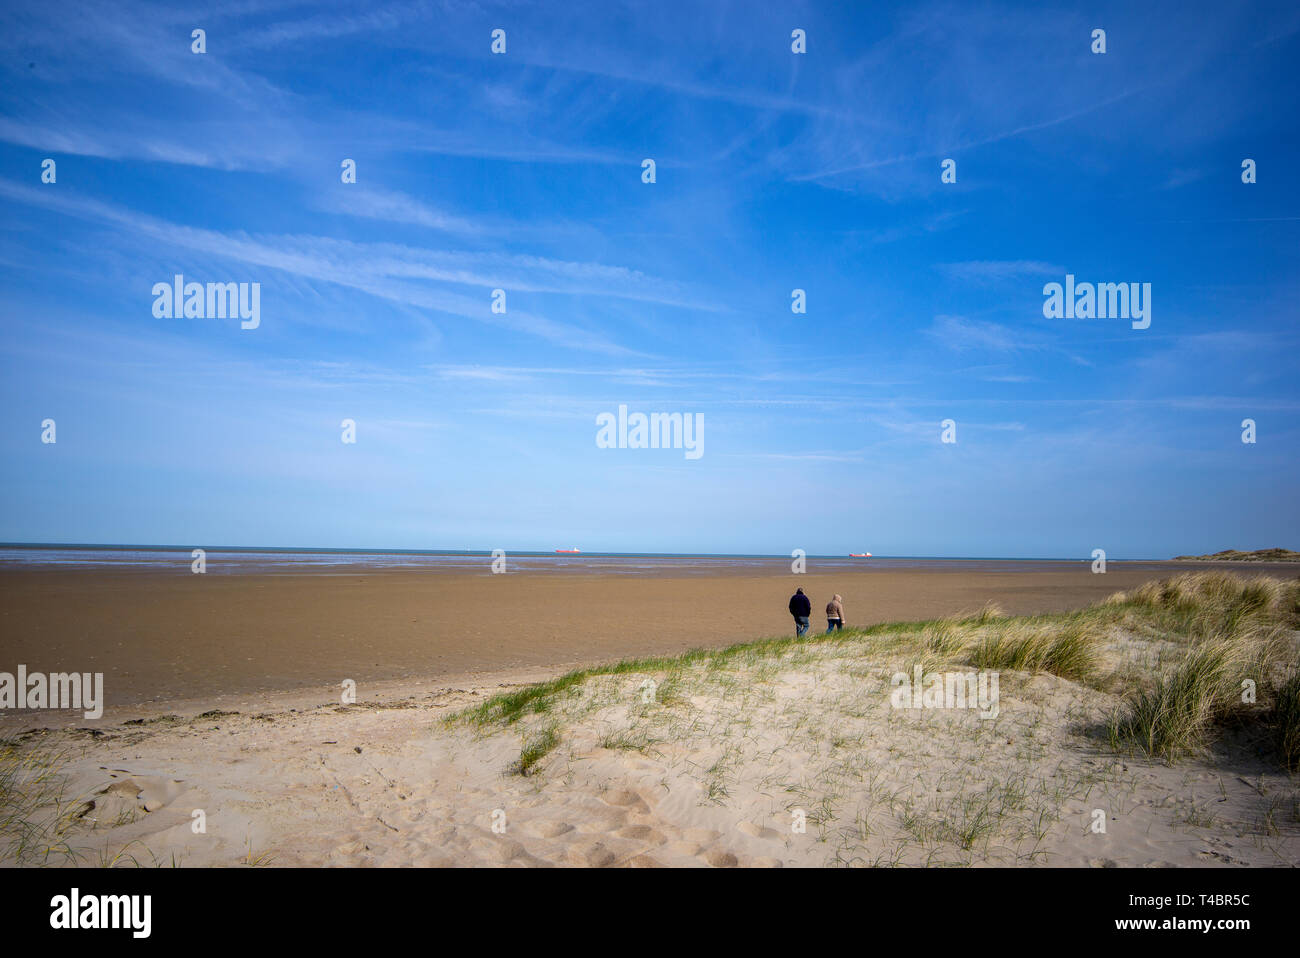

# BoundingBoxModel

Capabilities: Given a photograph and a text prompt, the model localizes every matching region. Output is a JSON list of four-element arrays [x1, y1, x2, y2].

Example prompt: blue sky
[[1, 0, 1297, 558]]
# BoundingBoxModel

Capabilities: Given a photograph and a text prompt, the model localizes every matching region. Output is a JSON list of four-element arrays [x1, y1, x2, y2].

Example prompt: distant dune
[[1174, 548, 1300, 562]]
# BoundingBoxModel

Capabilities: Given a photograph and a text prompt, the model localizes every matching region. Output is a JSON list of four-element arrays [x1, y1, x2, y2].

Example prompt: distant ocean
[[0, 544, 1105, 576]]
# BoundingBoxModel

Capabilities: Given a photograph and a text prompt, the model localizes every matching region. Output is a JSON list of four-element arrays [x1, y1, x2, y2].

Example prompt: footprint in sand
[[411, 826, 458, 847], [737, 821, 784, 842], [525, 820, 575, 839], [400, 807, 428, 825], [600, 789, 650, 813], [701, 848, 739, 867], [328, 840, 367, 861], [605, 789, 643, 806], [578, 811, 626, 833], [622, 759, 663, 772], [682, 827, 720, 843], [485, 839, 530, 864], [616, 824, 666, 845], [410, 852, 457, 867], [566, 840, 616, 867]]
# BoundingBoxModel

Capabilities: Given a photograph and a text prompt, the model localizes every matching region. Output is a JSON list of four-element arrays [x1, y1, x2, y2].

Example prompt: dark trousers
[[826, 618, 843, 633]]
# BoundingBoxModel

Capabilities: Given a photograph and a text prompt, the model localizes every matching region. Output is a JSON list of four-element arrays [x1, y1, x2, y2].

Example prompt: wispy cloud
[[234, 1, 435, 50], [314, 187, 485, 235], [937, 260, 1062, 284], [0, 179, 700, 353], [925, 315, 1026, 353]]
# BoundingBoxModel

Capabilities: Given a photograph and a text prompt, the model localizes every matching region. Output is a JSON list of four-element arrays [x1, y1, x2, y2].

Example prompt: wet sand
[[1, 560, 1296, 720]]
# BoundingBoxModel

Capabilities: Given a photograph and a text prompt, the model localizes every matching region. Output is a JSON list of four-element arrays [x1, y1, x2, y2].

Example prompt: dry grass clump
[[1106, 573, 1300, 763], [1273, 669, 1300, 773], [968, 618, 1103, 684], [959, 602, 1006, 626], [921, 619, 969, 658], [1119, 572, 1295, 641], [0, 739, 83, 865]]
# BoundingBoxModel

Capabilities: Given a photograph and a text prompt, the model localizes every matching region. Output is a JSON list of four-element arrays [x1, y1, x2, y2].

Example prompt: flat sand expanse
[[2, 561, 1296, 721]]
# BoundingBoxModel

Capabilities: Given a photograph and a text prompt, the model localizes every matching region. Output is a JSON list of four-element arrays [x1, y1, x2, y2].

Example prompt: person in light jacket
[[826, 594, 844, 632]]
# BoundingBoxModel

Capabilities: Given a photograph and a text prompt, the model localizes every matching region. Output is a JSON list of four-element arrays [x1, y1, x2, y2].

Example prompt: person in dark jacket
[[788, 587, 812, 637]]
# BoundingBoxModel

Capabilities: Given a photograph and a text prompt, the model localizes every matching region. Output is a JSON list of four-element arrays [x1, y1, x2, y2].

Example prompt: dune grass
[[516, 723, 561, 776], [1108, 640, 1248, 761], [968, 619, 1103, 684], [0, 739, 83, 865], [1274, 670, 1300, 773], [1105, 573, 1300, 763], [449, 618, 936, 731]]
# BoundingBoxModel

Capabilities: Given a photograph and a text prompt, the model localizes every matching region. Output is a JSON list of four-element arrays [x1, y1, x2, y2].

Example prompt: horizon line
[[0, 541, 1200, 562]]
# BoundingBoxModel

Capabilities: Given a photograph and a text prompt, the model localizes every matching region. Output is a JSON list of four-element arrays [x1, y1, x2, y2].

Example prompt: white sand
[[8, 629, 1297, 868]]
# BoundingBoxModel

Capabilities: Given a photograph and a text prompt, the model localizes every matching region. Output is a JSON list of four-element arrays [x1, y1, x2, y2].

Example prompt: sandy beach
[[4, 560, 1298, 869], [4, 559, 1295, 722], [3, 568, 1298, 869]]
